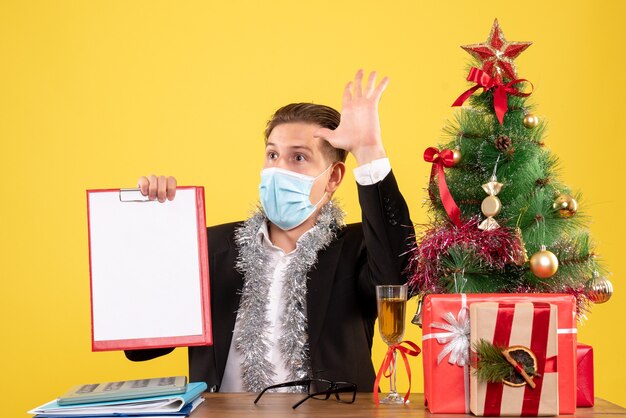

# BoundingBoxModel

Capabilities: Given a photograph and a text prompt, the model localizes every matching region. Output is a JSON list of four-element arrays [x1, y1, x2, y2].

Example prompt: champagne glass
[[376, 284, 408, 404]]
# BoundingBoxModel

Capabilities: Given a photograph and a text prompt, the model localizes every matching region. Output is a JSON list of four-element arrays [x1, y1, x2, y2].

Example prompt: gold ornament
[[411, 298, 424, 327], [587, 272, 613, 304], [529, 245, 559, 279], [481, 195, 502, 217], [452, 147, 463, 166], [479, 175, 503, 230], [523, 114, 539, 128], [514, 227, 529, 265], [553, 194, 578, 218]]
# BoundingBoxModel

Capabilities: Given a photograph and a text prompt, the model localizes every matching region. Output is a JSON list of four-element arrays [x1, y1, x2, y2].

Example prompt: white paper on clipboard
[[86, 186, 212, 351]]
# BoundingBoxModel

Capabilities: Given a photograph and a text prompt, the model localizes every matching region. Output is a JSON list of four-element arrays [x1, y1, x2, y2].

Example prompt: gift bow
[[452, 67, 533, 124], [373, 340, 421, 405], [424, 147, 462, 228], [429, 306, 470, 366]]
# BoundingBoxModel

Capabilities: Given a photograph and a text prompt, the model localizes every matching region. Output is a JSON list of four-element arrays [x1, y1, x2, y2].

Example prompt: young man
[[126, 70, 414, 393]]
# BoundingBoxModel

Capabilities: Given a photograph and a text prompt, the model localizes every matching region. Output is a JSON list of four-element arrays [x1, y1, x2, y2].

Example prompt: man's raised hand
[[314, 69, 389, 166]]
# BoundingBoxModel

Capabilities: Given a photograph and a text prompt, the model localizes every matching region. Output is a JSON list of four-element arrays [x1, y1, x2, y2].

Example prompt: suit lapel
[[210, 247, 243, 381], [306, 235, 344, 356]]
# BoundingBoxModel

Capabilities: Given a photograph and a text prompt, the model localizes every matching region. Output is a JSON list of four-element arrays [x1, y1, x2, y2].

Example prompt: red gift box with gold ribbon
[[469, 302, 559, 416], [422, 294, 577, 414]]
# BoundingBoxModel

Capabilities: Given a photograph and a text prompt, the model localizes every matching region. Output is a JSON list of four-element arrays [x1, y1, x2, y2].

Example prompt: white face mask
[[258, 165, 332, 230]]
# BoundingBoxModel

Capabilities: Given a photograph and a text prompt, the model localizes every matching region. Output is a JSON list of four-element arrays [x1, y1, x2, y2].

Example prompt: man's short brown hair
[[264, 103, 348, 163]]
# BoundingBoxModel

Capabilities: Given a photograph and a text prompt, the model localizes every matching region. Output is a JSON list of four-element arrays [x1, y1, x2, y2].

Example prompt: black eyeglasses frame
[[253, 378, 357, 409]]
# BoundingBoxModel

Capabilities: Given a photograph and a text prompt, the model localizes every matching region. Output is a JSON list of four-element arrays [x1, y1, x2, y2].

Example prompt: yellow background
[[1, 1, 624, 416]]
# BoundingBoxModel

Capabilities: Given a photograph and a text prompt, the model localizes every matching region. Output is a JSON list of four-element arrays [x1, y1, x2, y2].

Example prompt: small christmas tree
[[408, 19, 612, 316]]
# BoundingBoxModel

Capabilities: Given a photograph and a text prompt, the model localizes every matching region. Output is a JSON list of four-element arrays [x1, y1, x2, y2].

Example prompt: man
[[126, 70, 414, 393]]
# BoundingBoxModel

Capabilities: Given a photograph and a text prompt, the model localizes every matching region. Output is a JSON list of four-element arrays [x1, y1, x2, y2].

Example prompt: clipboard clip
[[119, 188, 155, 202]]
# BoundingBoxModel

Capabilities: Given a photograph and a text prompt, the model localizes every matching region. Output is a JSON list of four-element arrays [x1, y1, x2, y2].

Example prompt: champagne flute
[[376, 284, 408, 404]]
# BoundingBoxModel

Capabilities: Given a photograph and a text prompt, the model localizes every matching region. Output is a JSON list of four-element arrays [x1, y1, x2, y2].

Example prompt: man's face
[[264, 122, 334, 205]]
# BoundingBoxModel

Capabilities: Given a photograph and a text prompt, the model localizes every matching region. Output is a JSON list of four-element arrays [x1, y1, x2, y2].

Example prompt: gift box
[[422, 294, 577, 414], [576, 344, 594, 407], [469, 302, 559, 416]]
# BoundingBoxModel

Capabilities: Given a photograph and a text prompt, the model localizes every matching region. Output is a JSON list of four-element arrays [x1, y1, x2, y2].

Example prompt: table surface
[[191, 393, 626, 418]]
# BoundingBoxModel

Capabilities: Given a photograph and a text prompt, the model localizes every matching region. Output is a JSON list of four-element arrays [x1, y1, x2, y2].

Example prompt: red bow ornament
[[452, 67, 533, 124], [424, 147, 462, 228]]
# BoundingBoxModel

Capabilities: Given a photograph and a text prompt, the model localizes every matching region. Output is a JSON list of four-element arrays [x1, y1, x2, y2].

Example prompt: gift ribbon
[[483, 302, 553, 416], [452, 67, 533, 125], [522, 303, 552, 416], [483, 303, 515, 416], [424, 147, 462, 228], [544, 355, 557, 373], [373, 340, 421, 405], [425, 306, 470, 366]]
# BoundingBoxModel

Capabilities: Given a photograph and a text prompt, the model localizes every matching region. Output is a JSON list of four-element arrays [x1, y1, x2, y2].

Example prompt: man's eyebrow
[[265, 142, 314, 152]]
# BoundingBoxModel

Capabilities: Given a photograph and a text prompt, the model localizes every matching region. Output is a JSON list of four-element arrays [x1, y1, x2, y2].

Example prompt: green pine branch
[[473, 339, 535, 384], [437, 244, 526, 293]]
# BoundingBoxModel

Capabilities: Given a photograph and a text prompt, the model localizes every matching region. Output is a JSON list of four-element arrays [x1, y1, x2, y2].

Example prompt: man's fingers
[[148, 175, 158, 200], [166, 176, 177, 201], [349, 69, 384, 100], [315, 128, 349, 153], [353, 69, 364, 98], [137, 176, 150, 196], [157, 176, 167, 202], [373, 76, 390, 102], [365, 71, 377, 97], [343, 81, 353, 105], [139, 175, 176, 202], [314, 127, 335, 143]]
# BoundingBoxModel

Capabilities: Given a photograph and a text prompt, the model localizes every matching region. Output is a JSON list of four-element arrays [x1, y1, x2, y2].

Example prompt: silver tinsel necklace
[[233, 200, 345, 392]]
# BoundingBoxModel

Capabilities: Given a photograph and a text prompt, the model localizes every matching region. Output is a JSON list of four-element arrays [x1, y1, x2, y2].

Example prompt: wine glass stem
[[390, 350, 398, 395]]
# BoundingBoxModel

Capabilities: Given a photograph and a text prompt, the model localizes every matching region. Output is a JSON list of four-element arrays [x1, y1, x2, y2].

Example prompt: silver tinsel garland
[[233, 200, 345, 392]]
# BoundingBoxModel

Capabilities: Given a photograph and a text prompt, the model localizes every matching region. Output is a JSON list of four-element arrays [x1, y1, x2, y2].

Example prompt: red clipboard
[[86, 186, 212, 351]]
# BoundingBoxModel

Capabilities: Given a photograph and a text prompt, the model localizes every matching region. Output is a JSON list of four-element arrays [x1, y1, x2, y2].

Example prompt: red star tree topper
[[461, 19, 532, 81]]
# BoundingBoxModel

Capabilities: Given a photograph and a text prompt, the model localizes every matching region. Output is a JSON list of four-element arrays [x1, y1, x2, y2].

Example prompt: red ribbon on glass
[[373, 340, 421, 405], [452, 67, 533, 125], [424, 147, 462, 228]]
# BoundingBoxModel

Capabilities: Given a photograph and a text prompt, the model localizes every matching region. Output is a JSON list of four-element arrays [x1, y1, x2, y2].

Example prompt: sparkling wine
[[378, 297, 406, 346]]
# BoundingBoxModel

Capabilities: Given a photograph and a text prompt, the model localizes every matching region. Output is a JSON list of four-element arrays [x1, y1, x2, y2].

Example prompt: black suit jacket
[[126, 171, 414, 392]]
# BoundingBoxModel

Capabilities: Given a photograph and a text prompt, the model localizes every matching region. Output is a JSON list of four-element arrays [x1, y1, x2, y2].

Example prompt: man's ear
[[326, 162, 346, 194]]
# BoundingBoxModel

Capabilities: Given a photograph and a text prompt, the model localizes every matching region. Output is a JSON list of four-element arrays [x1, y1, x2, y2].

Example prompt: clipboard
[[86, 186, 212, 351]]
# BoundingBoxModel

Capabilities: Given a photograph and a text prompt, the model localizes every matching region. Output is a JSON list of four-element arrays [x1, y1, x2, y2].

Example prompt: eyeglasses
[[253, 379, 357, 409]]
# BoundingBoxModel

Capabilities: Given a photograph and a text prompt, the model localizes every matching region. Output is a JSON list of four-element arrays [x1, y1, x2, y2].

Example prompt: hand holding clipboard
[[137, 175, 178, 202]]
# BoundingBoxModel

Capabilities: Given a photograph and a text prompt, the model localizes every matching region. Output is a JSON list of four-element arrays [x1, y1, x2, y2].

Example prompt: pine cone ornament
[[495, 135, 512, 152]]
